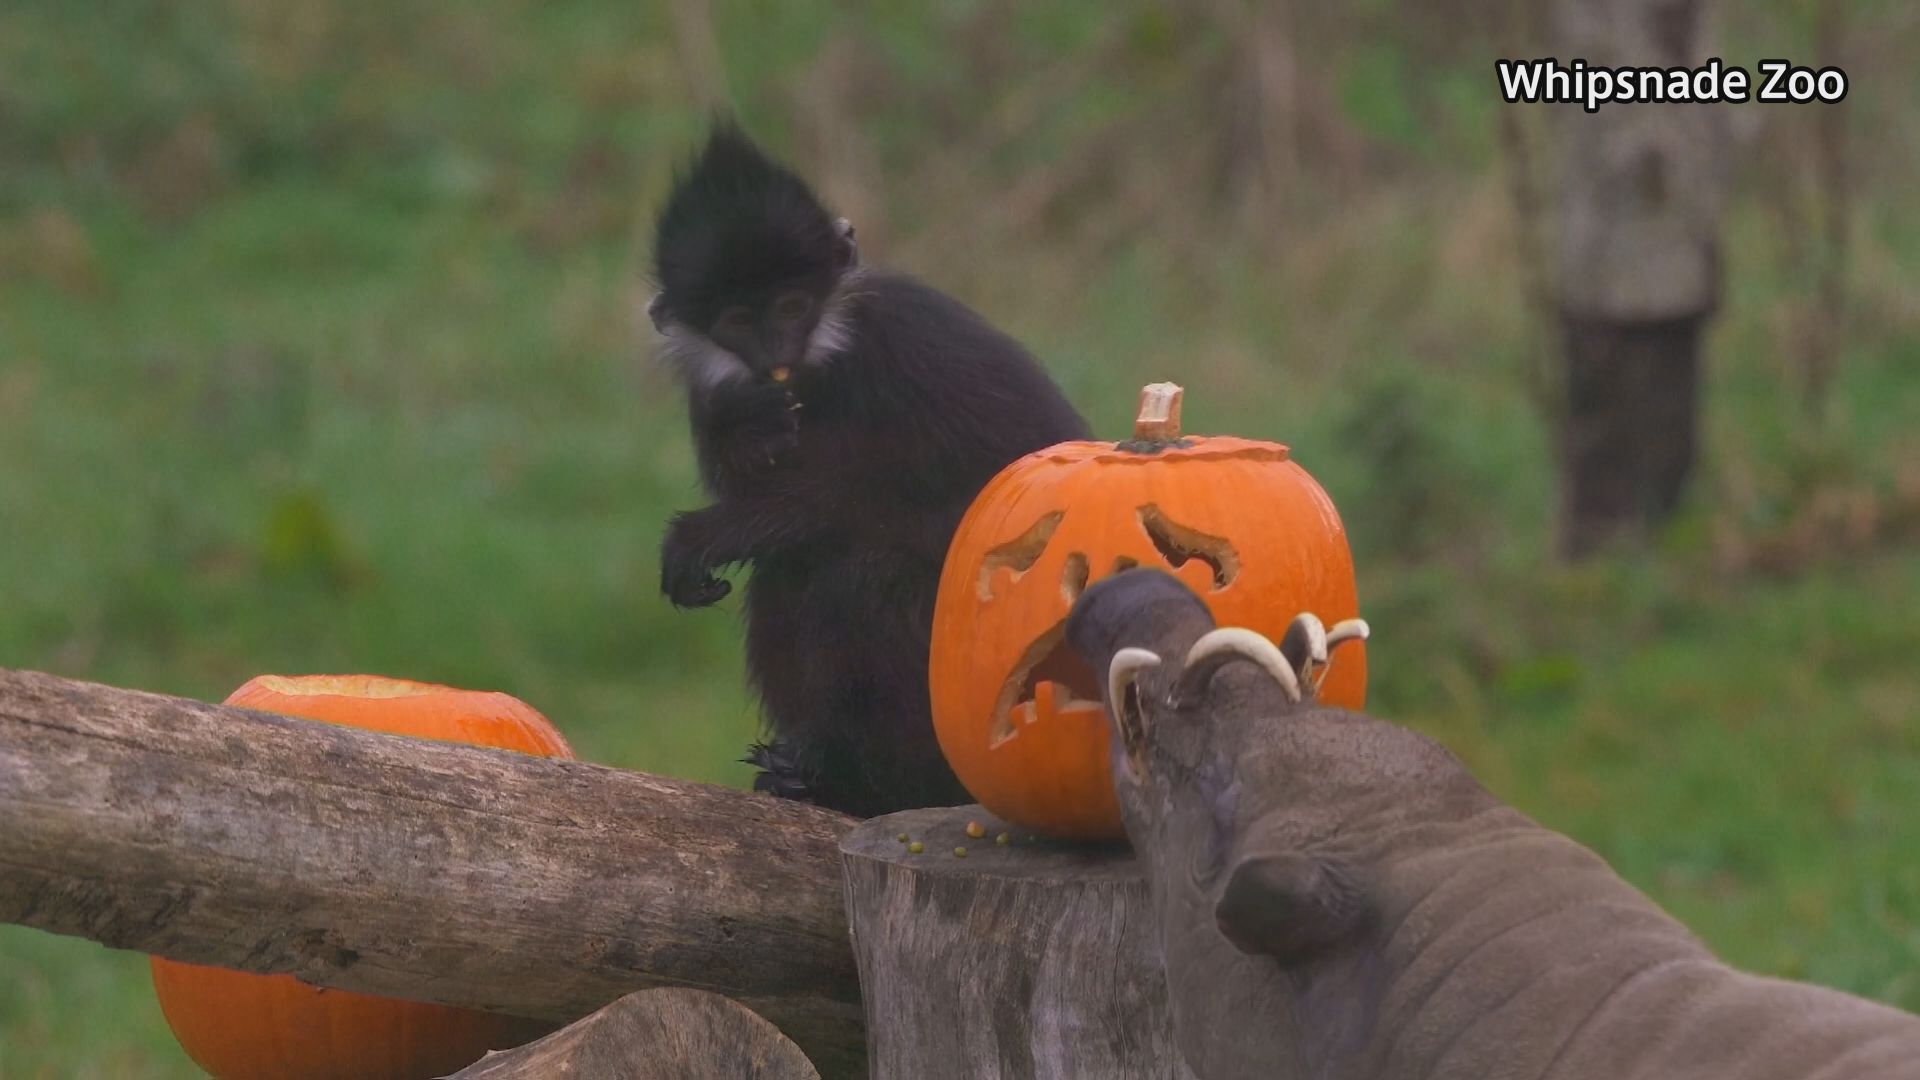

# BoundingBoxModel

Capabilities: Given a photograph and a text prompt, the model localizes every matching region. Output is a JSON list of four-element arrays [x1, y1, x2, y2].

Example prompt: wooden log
[[0, 667, 864, 1078], [840, 806, 1195, 1079], [451, 988, 819, 1079]]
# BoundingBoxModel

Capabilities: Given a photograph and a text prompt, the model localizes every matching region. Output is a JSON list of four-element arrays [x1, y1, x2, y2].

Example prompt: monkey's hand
[[703, 379, 801, 476], [660, 508, 734, 608]]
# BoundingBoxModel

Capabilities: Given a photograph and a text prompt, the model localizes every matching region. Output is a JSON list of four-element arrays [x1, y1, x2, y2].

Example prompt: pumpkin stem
[[1133, 382, 1184, 442]]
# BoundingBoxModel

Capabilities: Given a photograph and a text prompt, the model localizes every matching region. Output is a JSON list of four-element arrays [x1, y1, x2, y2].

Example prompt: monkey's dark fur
[[650, 125, 1089, 817]]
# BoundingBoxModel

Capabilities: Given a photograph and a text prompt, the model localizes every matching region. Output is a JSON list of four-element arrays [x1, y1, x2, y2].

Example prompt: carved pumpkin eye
[[976, 511, 1063, 601], [1137, 504, 1239, 590]]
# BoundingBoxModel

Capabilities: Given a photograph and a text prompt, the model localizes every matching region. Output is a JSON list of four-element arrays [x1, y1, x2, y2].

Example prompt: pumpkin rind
[[148, 675, 568, 1080], [931, 416, 1365, 841]]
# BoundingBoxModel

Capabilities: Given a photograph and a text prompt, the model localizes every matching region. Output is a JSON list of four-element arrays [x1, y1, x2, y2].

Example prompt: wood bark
[[0, 667, 864, 1078], [1551, 0, 1730, 556], [840, 806, 1196, 1080], [451, 988, 819, 1079]]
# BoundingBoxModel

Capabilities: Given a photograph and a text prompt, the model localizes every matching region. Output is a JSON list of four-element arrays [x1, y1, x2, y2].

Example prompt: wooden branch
[[0, 668, 864, 1078], [841, 806, 1195, 1079], [452, 988, 818, 1079]]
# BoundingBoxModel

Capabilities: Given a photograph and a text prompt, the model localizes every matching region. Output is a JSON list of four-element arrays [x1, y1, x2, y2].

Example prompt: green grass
[[4, 3, 1918, 1075]]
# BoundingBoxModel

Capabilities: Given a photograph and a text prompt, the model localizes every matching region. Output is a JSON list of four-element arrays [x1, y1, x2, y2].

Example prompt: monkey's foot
[[744, 740, 815, 803]]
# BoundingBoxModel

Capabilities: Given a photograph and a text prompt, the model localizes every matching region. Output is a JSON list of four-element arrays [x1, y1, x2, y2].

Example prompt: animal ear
[[646, 292, 671, 333], [834, 217, 859, 268], [1215, 851, 1369, 964]]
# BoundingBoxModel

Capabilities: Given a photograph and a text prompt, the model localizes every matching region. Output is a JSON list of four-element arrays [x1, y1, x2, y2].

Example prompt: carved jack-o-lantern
[[930, 383, 1366, 839]]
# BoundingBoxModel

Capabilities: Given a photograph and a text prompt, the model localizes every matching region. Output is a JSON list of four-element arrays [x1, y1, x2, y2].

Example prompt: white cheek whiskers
[[803, 268, 866, 367], [657, 323, 752, 390]]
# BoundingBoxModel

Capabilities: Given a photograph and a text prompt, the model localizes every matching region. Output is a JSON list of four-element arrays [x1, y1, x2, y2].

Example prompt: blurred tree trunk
[[1552, 0, 1731, 557], [668, 0, 730, 112]]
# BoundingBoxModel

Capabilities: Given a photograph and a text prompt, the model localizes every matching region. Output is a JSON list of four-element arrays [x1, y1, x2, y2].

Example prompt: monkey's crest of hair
[[652, 123, 846, 327]]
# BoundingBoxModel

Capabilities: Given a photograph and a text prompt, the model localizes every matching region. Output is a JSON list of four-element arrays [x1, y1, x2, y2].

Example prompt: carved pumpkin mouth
[[991, 622, 1105, 747]]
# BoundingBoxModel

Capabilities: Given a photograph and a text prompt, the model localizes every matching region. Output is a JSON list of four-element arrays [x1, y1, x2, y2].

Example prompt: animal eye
[[774, 293, 813, 320], [716, 307, 753, 331]]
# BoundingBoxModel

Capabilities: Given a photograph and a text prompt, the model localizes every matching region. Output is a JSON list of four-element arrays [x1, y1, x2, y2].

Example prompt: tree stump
[[840, 806, 1194, 1080], [450, 988, 819, 1079]]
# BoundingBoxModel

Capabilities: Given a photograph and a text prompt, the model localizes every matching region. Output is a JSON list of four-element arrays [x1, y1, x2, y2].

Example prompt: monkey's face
[[651, 258, 857, 391], [699, 280, 833, 383]]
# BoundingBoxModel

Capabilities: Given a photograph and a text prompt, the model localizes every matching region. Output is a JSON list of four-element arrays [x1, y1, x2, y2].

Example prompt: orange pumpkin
[[930, 383, 1366, 840], [149, 674, 570, 1080]]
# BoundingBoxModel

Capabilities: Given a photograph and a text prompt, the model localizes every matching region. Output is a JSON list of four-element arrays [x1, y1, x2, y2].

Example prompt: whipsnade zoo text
[[1498, 57, 1847, 113]]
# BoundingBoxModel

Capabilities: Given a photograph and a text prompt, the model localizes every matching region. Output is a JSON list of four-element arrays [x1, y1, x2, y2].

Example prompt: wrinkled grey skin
[[1066, 569, 1920, 1080]]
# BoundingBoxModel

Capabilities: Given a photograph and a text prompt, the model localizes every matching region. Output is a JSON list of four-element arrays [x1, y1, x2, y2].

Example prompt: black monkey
[[649, 124, 1090, 817]]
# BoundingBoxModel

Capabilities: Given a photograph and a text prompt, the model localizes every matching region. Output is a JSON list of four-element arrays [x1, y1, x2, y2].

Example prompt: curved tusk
[[1178, 628, 1301, 704], [1283, 614, 1331, 699], [1106, 648, 1164, 724], [1304, 617, 1370, 697], [1326, 618, 1370, 650], [1280, 613, 1329, 674]]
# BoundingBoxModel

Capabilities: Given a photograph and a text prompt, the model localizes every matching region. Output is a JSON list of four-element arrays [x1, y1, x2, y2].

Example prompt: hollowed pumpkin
[[930, 383, 1366, 840], [148, 674, 570, 1080]]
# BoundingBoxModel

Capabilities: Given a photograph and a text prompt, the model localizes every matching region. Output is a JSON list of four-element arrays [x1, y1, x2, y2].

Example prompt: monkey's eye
[[773, 293, 814, 321], [716, 307, 754, 332]]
